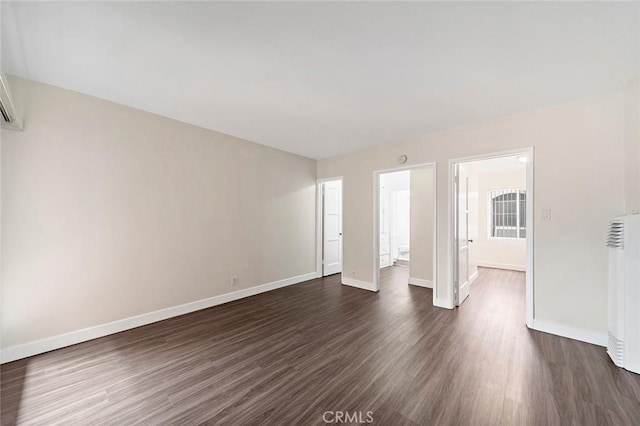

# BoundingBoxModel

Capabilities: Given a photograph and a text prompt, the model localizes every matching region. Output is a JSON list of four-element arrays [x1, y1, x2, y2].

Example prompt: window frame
[[487, 188, 526, 240]]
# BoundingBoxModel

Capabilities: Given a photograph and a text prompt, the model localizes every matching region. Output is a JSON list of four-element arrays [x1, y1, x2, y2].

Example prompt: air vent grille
[[607, 220, 624, 249], [0, 74, 22, 131], [608, 332, 625, 367]]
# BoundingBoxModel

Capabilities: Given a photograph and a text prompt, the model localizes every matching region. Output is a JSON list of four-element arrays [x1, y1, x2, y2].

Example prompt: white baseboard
[[469, 270, 479, 283], [531, 319, 607, 347], [341, 277, 377, 292], [477, 262, 526, 272], [0, 271, 319, 364], [408, 277, 433, 288]]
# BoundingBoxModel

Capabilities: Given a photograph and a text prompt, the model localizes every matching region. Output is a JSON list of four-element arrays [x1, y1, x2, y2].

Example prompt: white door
[[323, 180, 342, 276], [455, 164, 470, 305]]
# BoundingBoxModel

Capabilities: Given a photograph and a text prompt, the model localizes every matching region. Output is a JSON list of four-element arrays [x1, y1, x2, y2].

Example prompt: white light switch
[[542, 209, 552, 221]]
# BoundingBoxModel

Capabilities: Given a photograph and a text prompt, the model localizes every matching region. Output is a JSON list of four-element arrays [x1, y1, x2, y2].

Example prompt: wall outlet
[[231, 276, 238, 287], [351, 271, 356, 277], [542, 209, 552, 222]]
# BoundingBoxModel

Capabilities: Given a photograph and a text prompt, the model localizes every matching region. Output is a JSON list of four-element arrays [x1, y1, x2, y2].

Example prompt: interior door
[[455, 164, 470, 305], [323, 180, 342, 276]]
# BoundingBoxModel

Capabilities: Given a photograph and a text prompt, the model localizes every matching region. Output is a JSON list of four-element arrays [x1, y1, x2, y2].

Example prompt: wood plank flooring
[[2, 267, 640, 425]]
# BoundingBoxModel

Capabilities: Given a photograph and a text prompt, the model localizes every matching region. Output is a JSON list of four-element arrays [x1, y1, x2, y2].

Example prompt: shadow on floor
[[1, 357, 28, 425]]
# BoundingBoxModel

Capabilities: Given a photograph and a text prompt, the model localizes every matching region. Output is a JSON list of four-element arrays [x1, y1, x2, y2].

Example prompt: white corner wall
[[0, 76, 317, 356], [318, 92, 625, 335], [624, 73, 640, 214]]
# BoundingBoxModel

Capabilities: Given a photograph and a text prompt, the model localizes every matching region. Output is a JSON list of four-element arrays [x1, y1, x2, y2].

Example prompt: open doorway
[[379, 170, 411, 270], [317, 178, 343, 276], [451, 149, 534, 326], [374, 163, 436, 296]]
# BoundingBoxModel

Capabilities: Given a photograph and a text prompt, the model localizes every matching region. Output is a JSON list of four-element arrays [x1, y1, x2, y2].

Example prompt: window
[[489, 189, 526, 239]]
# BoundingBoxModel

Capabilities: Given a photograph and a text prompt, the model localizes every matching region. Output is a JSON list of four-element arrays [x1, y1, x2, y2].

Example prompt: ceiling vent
[[0, 74, 23, 131]]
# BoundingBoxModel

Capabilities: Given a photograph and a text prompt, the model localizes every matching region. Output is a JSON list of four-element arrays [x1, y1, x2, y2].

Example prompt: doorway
[[317, 178, 343, 276], [379, 170, 411, 270], [450, 149, 534, 327], [373, 163, 437, 297]]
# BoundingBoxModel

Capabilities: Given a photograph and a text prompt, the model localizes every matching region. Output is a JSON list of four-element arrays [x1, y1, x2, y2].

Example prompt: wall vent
[[607, 219, 624, 249], [0, 74, 23, 131]]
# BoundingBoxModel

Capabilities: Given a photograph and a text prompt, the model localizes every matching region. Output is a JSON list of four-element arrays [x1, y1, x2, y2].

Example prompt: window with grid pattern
[[489, 189, 526, 239]]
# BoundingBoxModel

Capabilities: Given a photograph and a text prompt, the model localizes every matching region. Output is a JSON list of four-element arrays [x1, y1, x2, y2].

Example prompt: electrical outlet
[[231, 276, 238, 287], [542, 209, 552, 221]]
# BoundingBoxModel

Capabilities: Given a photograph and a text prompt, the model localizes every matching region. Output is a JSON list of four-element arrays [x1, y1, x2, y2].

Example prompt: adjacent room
[[380, 170, 411, 271], [454, 155, 529, 323], [377, 165, 436, 296], [2, 1, 640, 424]]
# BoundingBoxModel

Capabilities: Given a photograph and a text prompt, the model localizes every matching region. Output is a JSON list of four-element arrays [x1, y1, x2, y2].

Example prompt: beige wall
[[469, 168, 527, 272], [318, 92, 625, 333], [409, 167, 434, 282], [1, 77, 317, 349], [624, 74, 640, 214]]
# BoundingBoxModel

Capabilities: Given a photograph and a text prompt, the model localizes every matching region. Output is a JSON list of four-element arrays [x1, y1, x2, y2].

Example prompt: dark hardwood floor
[[2, 267, 640, 425]]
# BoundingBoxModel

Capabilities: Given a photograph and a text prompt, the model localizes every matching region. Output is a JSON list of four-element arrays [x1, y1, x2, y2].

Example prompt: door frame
[[373, 162, 437, 303], [449, 147, 534, 327], [316, 177, 344, 277]]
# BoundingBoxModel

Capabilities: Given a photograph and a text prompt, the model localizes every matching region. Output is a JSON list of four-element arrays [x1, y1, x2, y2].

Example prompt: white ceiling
[[2, 2, 639, 159]]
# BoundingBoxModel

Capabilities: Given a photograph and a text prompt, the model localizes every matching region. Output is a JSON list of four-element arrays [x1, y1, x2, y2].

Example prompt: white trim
[[434, 298, 454, 309], [447, 159, 455, 308], [532, 319, 607, 347], [432, 167, 438, 308], [316, 177, 344, 277], [477, 262, 526, 272], [342, 277, 377, 292], [449, 148, 534, 328], [316, 182, 323, 277], [0, 271, 319, 364], [373, 162, 437, 300], [525, 148, 534, 328], [408, 277, 433, 288], [373, 171, 380, 290], [469, 270, 479, 283]]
